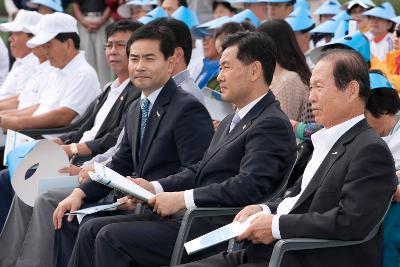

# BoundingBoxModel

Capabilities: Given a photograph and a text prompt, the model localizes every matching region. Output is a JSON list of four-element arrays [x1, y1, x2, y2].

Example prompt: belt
[[84, 12, 103, 17]]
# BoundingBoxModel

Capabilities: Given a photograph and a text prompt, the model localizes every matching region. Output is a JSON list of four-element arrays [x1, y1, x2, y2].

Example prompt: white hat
[[0, 10, 42, 33], [26, 12, 78, 48]]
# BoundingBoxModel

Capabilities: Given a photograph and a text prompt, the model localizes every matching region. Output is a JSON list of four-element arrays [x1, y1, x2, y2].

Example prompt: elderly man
[[0, 10, 42, 100], [56, 30, 296, 267], [178, 48, 397, 267]]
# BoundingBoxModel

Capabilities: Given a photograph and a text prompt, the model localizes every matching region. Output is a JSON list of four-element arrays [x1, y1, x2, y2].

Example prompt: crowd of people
[[0, 0, 399, 266]]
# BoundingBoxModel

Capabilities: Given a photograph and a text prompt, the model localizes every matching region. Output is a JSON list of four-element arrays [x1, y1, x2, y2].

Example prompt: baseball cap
[[26, 12, 78, 48], [0, 10, 42, 33], [26, 0, 63, 12]]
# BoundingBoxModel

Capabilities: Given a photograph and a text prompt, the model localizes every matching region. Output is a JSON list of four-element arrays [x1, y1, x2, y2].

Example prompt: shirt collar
[[110, 78, 130, 94], [58, 51, 85, 75], [236, 93, 267, 120], [15, 52, 37, 65], [311, 114, 365, 152], [140, 86, 163, 106], [173, 69, 190, 86]]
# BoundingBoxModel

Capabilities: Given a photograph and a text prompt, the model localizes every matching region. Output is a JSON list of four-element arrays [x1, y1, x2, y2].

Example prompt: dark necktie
[[140, 98, 150, 144]]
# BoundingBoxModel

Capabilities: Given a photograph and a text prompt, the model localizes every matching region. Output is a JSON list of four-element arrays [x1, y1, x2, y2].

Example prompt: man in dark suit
[[177, 49, 397, 267], [0, 19, 143, 267], [52, 24, 214, 267], [58, 31, 296, 267]]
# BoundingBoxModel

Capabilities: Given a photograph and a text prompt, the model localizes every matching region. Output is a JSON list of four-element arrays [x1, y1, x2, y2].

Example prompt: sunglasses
[[396, 30, 400, 38]]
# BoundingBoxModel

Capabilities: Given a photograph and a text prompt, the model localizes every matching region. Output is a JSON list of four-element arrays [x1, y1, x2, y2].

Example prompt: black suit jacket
[[59, 81, 140, 155], [81, 78, 214, 202], [248, 120, 397, 267], [157, 90, 297, 208]]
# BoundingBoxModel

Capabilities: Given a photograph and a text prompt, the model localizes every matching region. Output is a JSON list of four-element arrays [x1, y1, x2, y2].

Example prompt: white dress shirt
[[0, 38, 9, 87], [34, 52, 101, 117], [18, 60, 54, 109], [79, 78, 130, 143], [0, 52, 39, 100], [140, 86, 163, 115], [173, 69, 205, 106], [263, 114, 365, 239], [151, 93, 267, 208]]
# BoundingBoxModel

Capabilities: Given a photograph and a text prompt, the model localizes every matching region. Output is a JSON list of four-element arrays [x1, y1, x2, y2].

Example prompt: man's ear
[[250, 61, 263, 82], [174, 47, 184, 60], [346, 80, 361, 102]]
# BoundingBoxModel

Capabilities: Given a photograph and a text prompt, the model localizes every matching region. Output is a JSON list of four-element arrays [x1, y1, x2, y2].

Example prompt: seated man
[[52, 24, 214, 267], [0, 12, 100, 133], [53, 31, 296, 267], [0, 10, 42, 100], [178, 49, 397, 267]]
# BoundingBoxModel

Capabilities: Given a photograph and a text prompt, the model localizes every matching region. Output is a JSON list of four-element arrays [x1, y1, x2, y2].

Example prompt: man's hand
[[237, 214, 275, 244], [148, 192, 186, 217], [53, 188, 85, 230], [234, 204, 263, 222], [59, 164, 82, 176], [78, 166, 94, 184], [131, 178, 156, 194], [61, 145, 73, 158], [116, 196, 139, 211]]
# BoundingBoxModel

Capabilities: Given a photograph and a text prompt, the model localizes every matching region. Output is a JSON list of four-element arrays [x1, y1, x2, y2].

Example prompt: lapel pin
[[157, 111, 160, 117], [242, 124, 246, 129], [120, 96, 124, 101], [332, 152, 338, 155]]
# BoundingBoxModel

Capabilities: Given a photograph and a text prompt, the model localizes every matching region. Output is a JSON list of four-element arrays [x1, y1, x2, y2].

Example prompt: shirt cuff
[[151, 181, 164, 194], [184, 189, 196, 209], [259, 204, 271, 214], [271, 214, 282, 240]]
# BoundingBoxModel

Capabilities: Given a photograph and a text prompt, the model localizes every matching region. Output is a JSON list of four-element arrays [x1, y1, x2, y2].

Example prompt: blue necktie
[[140, 98, 150, 144], [229, 112, 241, 133]]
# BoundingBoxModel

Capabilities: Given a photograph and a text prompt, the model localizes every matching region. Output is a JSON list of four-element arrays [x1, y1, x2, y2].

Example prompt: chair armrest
[[268, 226, 380, 267], [170, 207, 242, 266]]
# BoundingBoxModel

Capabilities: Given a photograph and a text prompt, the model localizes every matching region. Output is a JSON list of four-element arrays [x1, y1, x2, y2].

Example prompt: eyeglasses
[[395, 30, 400, 38], [104, 41, 127, 50]]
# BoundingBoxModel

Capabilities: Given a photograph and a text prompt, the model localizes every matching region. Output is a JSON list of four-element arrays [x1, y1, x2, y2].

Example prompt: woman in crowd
[[258, 19, 313, 122]]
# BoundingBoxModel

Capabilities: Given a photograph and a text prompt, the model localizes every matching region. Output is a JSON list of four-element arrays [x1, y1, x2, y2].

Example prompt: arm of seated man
[[0, 104, 39, 117], [0, 95, 19, 111], [0, 107, 77, 131], [61, 143, 92, 158]]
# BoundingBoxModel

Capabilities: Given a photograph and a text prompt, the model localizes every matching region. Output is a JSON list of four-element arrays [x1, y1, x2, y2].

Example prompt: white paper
[[184, 211, 269, 255], [89, 162, 155, 202], [65, 202, 121, 216], [11, 140, 70, 206], [37, 176, 80, 194], [202, 87, 233, 121], [4, 129, 35, 166]]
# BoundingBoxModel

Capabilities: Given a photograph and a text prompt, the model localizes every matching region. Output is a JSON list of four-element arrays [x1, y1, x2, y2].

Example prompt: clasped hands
[[234, 205, 276, 245]]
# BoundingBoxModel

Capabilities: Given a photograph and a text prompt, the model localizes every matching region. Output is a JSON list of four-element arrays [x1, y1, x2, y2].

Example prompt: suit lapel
[[198, 91, 276, 170], [290, 120, 370, 212], [131, 100, 141, 169], [95, 82, 132, 138], [137, 79, 176, 173]]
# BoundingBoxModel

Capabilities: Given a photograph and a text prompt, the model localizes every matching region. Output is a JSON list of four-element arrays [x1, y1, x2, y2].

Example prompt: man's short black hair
[[149, 17, 192, 65], [105, 19, 143, 39], [126, 24, 176, 60], [160, 0, 188, 7], [221, 31, 277, 85], [319, 48, 370, 103], [54, 32, 80, 49], [212, 1, 237, 13]]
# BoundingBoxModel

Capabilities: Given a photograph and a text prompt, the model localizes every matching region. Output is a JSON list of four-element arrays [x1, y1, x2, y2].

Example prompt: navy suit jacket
[[157, 90, 297, 208], [247, 120, 397, 267], [80, 78, 214, 202], [59, 82, 140, 155]]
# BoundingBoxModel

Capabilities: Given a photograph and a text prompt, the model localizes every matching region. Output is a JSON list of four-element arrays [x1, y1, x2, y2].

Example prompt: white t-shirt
[[367, 32, 393, 61], [0, 52, 39, 100], [18, 60, 54, 109], [34, 52, 101, 117], [79, 78, 130, 143], [0, 38, 9, 87]]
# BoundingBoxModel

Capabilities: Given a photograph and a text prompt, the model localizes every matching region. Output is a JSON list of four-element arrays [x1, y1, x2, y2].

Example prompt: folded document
[[89, 162, 155, 202], [184, 210, 269, 255]]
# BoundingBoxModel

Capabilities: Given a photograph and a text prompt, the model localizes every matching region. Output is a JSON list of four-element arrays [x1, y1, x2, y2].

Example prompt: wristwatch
[[70, 143, 78, 156]]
